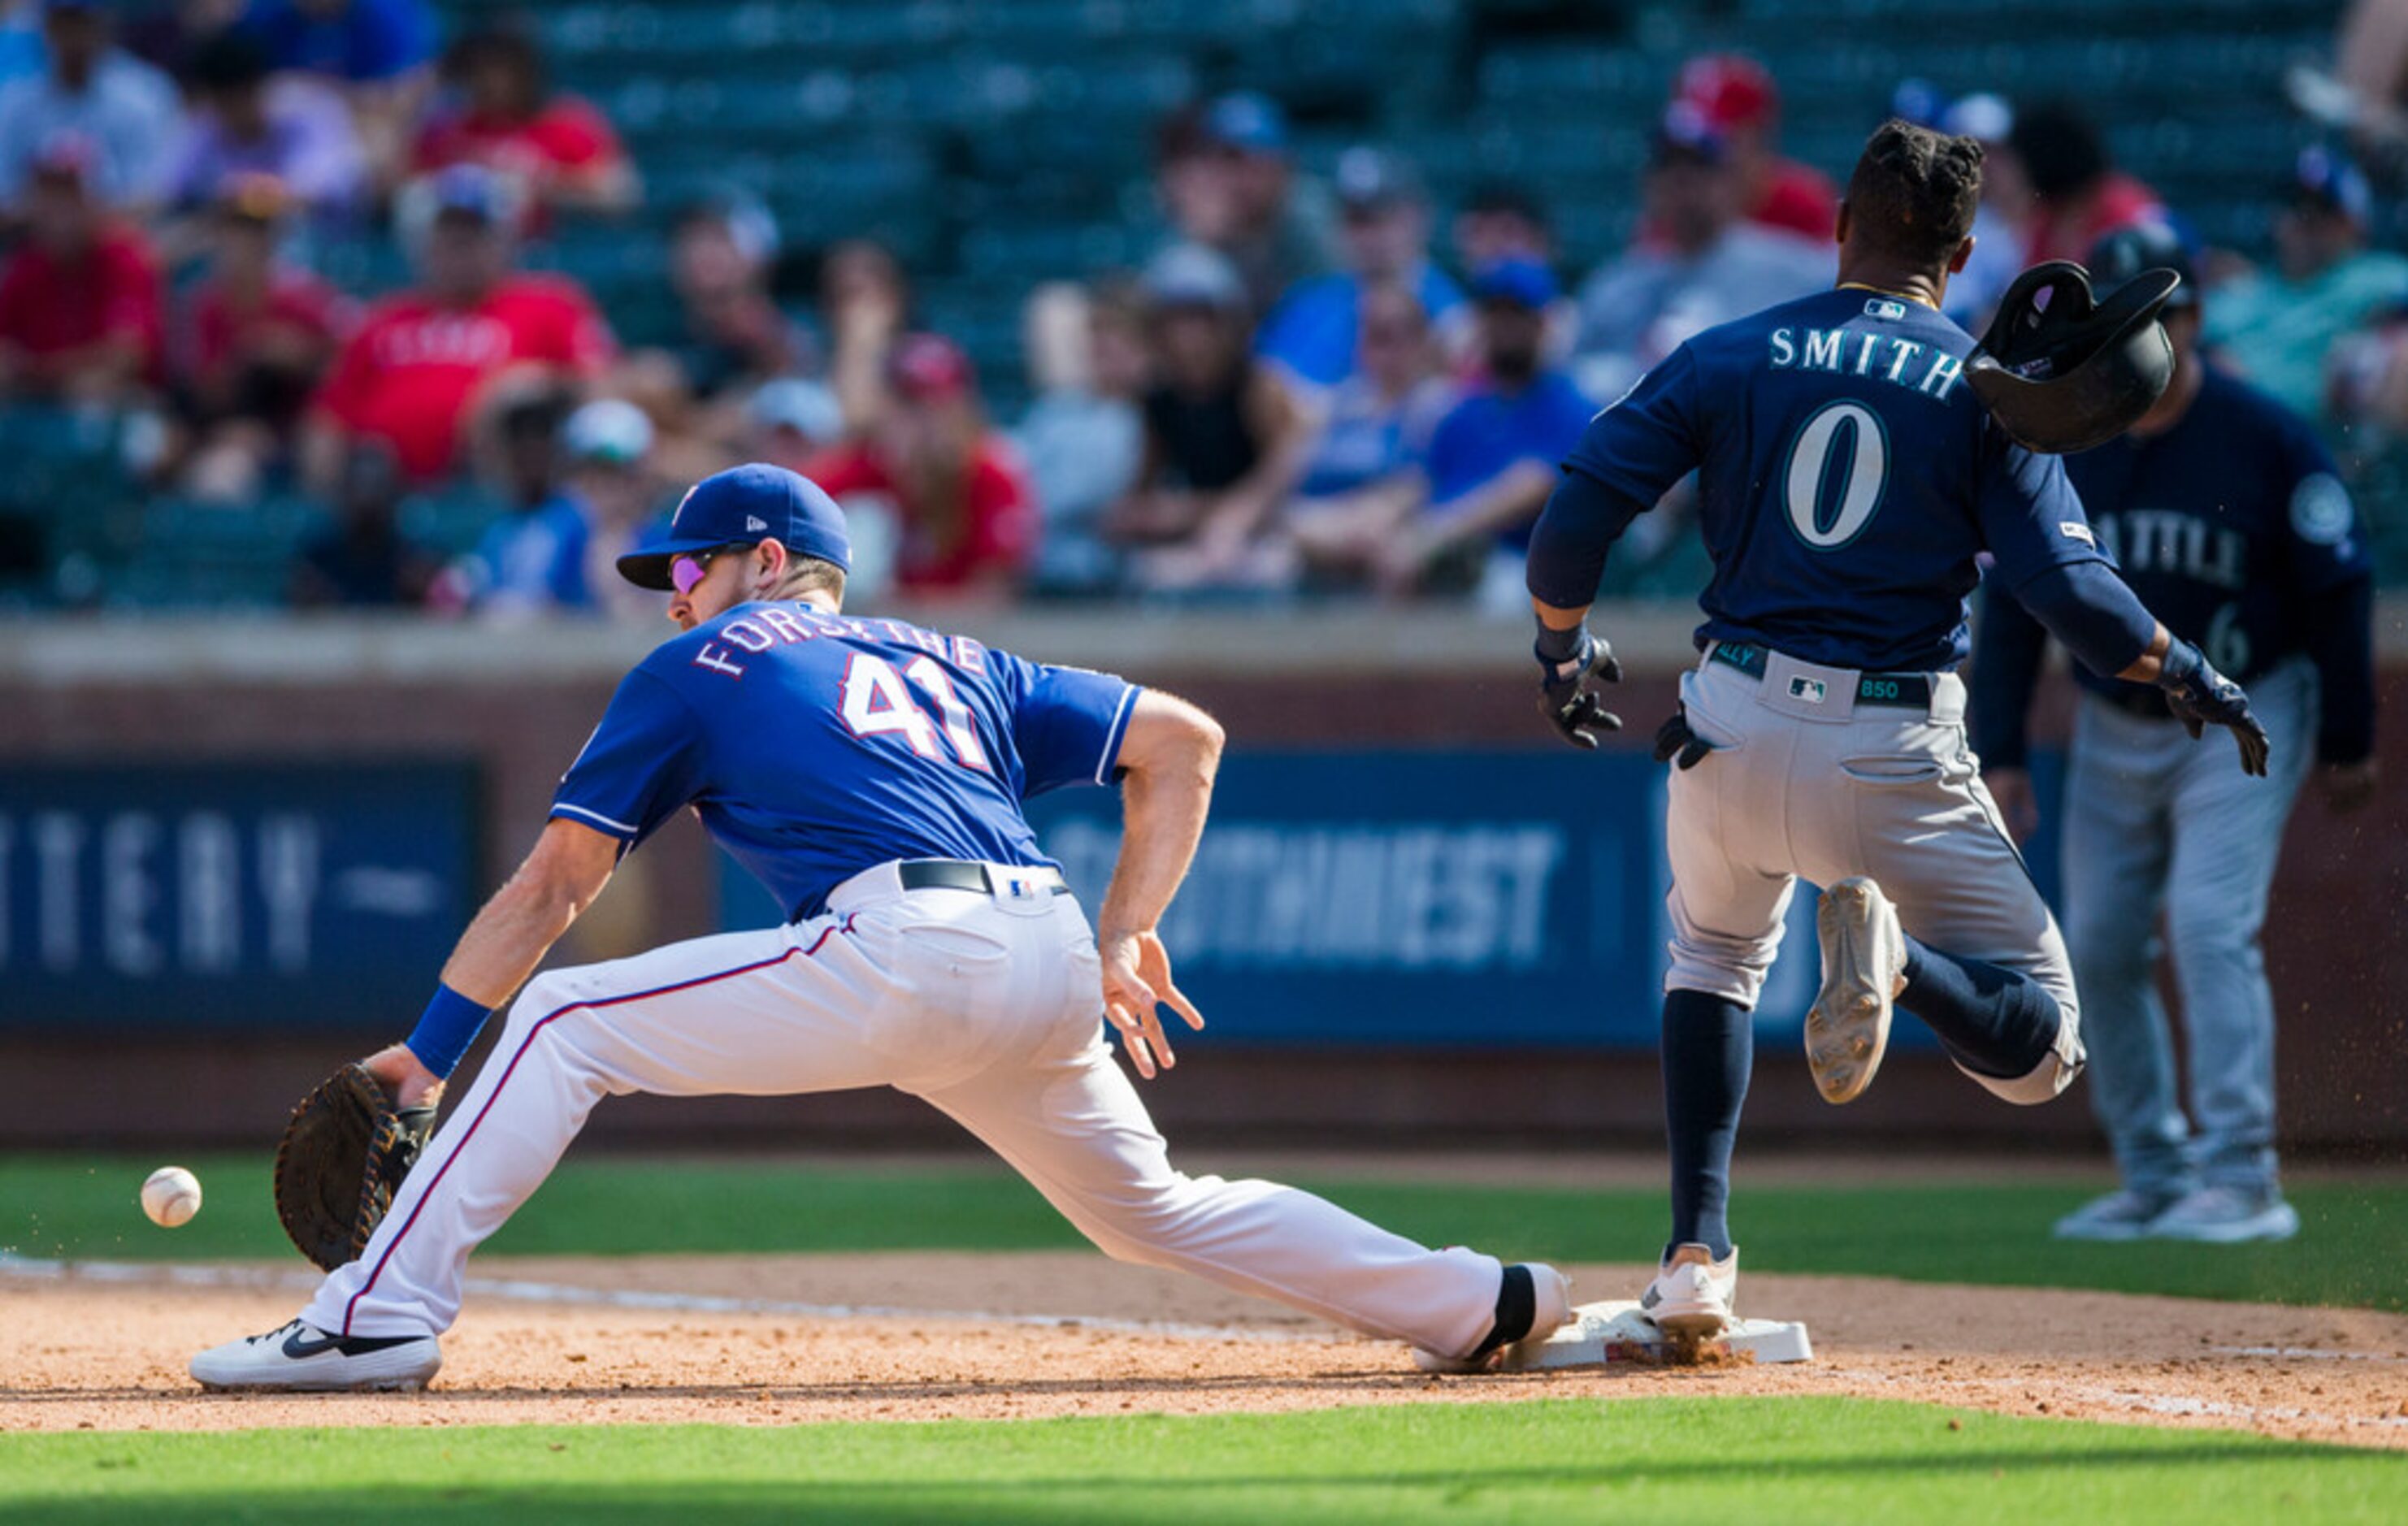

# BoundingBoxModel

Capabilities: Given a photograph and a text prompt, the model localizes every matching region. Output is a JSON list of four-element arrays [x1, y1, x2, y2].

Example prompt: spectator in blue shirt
[[1255, 147, 1467, 394], [1374, 258, 1593, 604], [0, 1, 181, 212], [459, 390, 590, 618], [241, 0, 431, 81], [241, 0, 436, 189]]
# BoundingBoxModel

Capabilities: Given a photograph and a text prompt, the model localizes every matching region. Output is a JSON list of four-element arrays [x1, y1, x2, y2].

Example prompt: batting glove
[[1535, 623, 1622, 750], [2156, 639, 2271, 777]]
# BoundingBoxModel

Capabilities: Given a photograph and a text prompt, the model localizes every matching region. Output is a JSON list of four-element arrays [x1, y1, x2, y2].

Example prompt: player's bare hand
[[1098, 929, 1205, 1081], [2322, 757, 2380, 813], [1536, 627, 1623, 750], [362, 1043, 444, 1111], [1983, 766, 2039, 843]]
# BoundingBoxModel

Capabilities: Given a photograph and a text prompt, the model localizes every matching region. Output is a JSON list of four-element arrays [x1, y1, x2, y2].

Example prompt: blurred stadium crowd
[[0, 0, 2401, 616]]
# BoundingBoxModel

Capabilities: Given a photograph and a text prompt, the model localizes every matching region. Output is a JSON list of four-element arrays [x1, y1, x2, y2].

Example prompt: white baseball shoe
[[1412, 1263, 1575, 1373], [1641, 1242, 1738, 1338], [2146, 1186, 2302, 1244], [1807, 877, 1907, 1105], [190, 1318, 442, 1391]]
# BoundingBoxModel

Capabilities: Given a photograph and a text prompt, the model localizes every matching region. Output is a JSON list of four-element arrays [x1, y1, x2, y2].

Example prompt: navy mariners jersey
[[1564, 286, 2111, 671], [2062, 367, 2369, 696], [551, 604, 1139, 921]]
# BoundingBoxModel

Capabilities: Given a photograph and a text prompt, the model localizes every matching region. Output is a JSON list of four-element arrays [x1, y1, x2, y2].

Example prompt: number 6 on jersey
[[840, 653, 991, 771]]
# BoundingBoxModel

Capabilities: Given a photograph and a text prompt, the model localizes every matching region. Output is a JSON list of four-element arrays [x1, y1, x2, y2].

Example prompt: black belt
[[1709, 642, 1934, 708], [898, 859, 1069, 896]]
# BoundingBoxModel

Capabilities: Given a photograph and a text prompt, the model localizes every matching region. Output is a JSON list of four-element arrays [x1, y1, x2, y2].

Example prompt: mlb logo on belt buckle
[[1001, 874, 1038, 900], [1788, 676, 1828, 703]]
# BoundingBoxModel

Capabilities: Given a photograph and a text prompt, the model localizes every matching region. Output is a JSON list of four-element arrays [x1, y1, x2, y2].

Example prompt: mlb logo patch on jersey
[[2059, 521, 2095, 546], [1788, 676, 1829, 703], [1863, 297, 1908, 322]]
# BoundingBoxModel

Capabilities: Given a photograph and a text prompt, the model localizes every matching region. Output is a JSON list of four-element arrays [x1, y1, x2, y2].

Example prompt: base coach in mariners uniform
[[189, 464, 1571, 1390], [1972, 223, 2379, 1244]]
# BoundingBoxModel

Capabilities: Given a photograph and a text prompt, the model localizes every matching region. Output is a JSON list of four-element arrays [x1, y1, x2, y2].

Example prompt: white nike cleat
[[190, 1318, 443, 1391], [1807, 877, 1907, 1104], [1412, 1263, 1575, 1373], [1641, 1242, 1738, 1339]]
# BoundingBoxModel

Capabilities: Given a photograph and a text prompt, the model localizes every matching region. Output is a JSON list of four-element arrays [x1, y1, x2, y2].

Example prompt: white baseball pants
[[304, 861, 1505, 1359], [1661, 645, 2082, 1104]]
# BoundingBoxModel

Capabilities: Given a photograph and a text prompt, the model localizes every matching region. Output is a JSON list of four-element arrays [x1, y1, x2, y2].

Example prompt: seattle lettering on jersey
[[1768, 306, 1964, 401], [2090, 509, 2246, 592], [690, 609, 988, 680]]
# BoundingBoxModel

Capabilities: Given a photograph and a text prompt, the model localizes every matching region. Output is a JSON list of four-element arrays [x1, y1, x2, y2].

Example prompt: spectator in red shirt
[[1670, 54, 1837, 245], [0, 134, 163, 405], [304, 164, 617, 489], [807, 334, 1035, 600], [174, 172, 356, 501], [410, 24, 637, 224], [2007, 100, 2164, 267]]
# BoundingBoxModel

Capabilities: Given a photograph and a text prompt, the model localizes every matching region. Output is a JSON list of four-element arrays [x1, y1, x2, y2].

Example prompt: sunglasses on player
[[669, 541, 757, 596]]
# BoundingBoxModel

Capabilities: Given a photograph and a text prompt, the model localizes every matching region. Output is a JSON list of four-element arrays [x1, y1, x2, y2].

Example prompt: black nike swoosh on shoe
[[280, 1325, 427, 1359]]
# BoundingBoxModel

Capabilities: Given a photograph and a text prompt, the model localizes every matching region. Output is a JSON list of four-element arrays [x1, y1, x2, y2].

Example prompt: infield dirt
[[6, 1252, 2406, 1448]]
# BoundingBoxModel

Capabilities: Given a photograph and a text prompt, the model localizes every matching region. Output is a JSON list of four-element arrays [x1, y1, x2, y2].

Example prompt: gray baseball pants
[[1664, 645, 2081, 1104], [2059, 657, 2317, 1198]]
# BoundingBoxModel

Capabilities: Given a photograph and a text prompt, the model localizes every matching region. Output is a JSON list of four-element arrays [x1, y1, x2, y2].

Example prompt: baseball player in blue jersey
[[1521, 120, 2272, 1337], [1972, 223, 2379, 1245], [189, 463, 1571, 1389]]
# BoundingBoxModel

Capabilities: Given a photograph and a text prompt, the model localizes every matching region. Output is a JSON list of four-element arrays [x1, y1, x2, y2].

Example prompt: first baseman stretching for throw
[[1522, 120, 2274, 1337], [192, 463, 1570, 1389]]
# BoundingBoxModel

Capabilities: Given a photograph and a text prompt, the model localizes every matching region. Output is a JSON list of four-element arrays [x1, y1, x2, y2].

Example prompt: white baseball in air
[[141, 1165, 202, 1228]]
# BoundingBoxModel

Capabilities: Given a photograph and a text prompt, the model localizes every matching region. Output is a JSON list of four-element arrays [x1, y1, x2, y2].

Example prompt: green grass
[[2, 1398, 2401, 1524], [5, 1154, 2403, 1311]]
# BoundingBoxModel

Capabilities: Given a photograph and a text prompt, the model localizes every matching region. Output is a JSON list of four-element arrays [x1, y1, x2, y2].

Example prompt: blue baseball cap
[[617, 463, 852, 591], [1202, 91, 1288, 155], [2088, 220, 2199, 314], [1471, 256, 1557, 310], [2292, 144, 2371, 227]]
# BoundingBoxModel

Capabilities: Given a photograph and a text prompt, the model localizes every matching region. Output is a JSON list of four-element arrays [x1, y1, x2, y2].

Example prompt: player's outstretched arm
[[1093, 691, 1222, 1080], [362, 819, 623, 1108]]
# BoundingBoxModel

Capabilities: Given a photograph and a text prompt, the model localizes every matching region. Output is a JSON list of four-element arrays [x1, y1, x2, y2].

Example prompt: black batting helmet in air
[[1964, 232, 2185, 454]]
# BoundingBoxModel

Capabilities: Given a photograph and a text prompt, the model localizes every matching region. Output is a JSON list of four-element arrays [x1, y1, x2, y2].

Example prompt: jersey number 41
[[840, 652, 993, 772]]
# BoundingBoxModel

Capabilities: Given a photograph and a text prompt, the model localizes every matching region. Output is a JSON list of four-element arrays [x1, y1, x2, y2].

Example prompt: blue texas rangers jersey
[[1563, 286, 2111, 671], [2062, 366, 2370, 695], [551, 605, 1139, 921]]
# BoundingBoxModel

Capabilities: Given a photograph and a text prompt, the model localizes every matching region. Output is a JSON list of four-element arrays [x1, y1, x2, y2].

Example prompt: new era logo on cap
[[746, 516, 767, 532]]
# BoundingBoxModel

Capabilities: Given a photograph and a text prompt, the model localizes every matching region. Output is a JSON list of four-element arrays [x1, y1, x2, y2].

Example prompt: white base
[[1499, 1299, 1813, 1369]]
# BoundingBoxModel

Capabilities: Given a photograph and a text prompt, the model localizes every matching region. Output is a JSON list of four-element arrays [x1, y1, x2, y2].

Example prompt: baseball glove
[[272, 1063, 437, 1272]]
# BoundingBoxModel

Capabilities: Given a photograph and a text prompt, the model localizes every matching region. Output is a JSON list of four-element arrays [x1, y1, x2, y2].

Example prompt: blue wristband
[[405, 983, 494, 1080]]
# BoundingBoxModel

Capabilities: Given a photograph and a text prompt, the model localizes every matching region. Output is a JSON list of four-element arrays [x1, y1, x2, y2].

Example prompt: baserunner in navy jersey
[[1521, 120, 2272, 1338], [191, 463, 1572, 1390], [1972, 223, 2379, 1246]]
